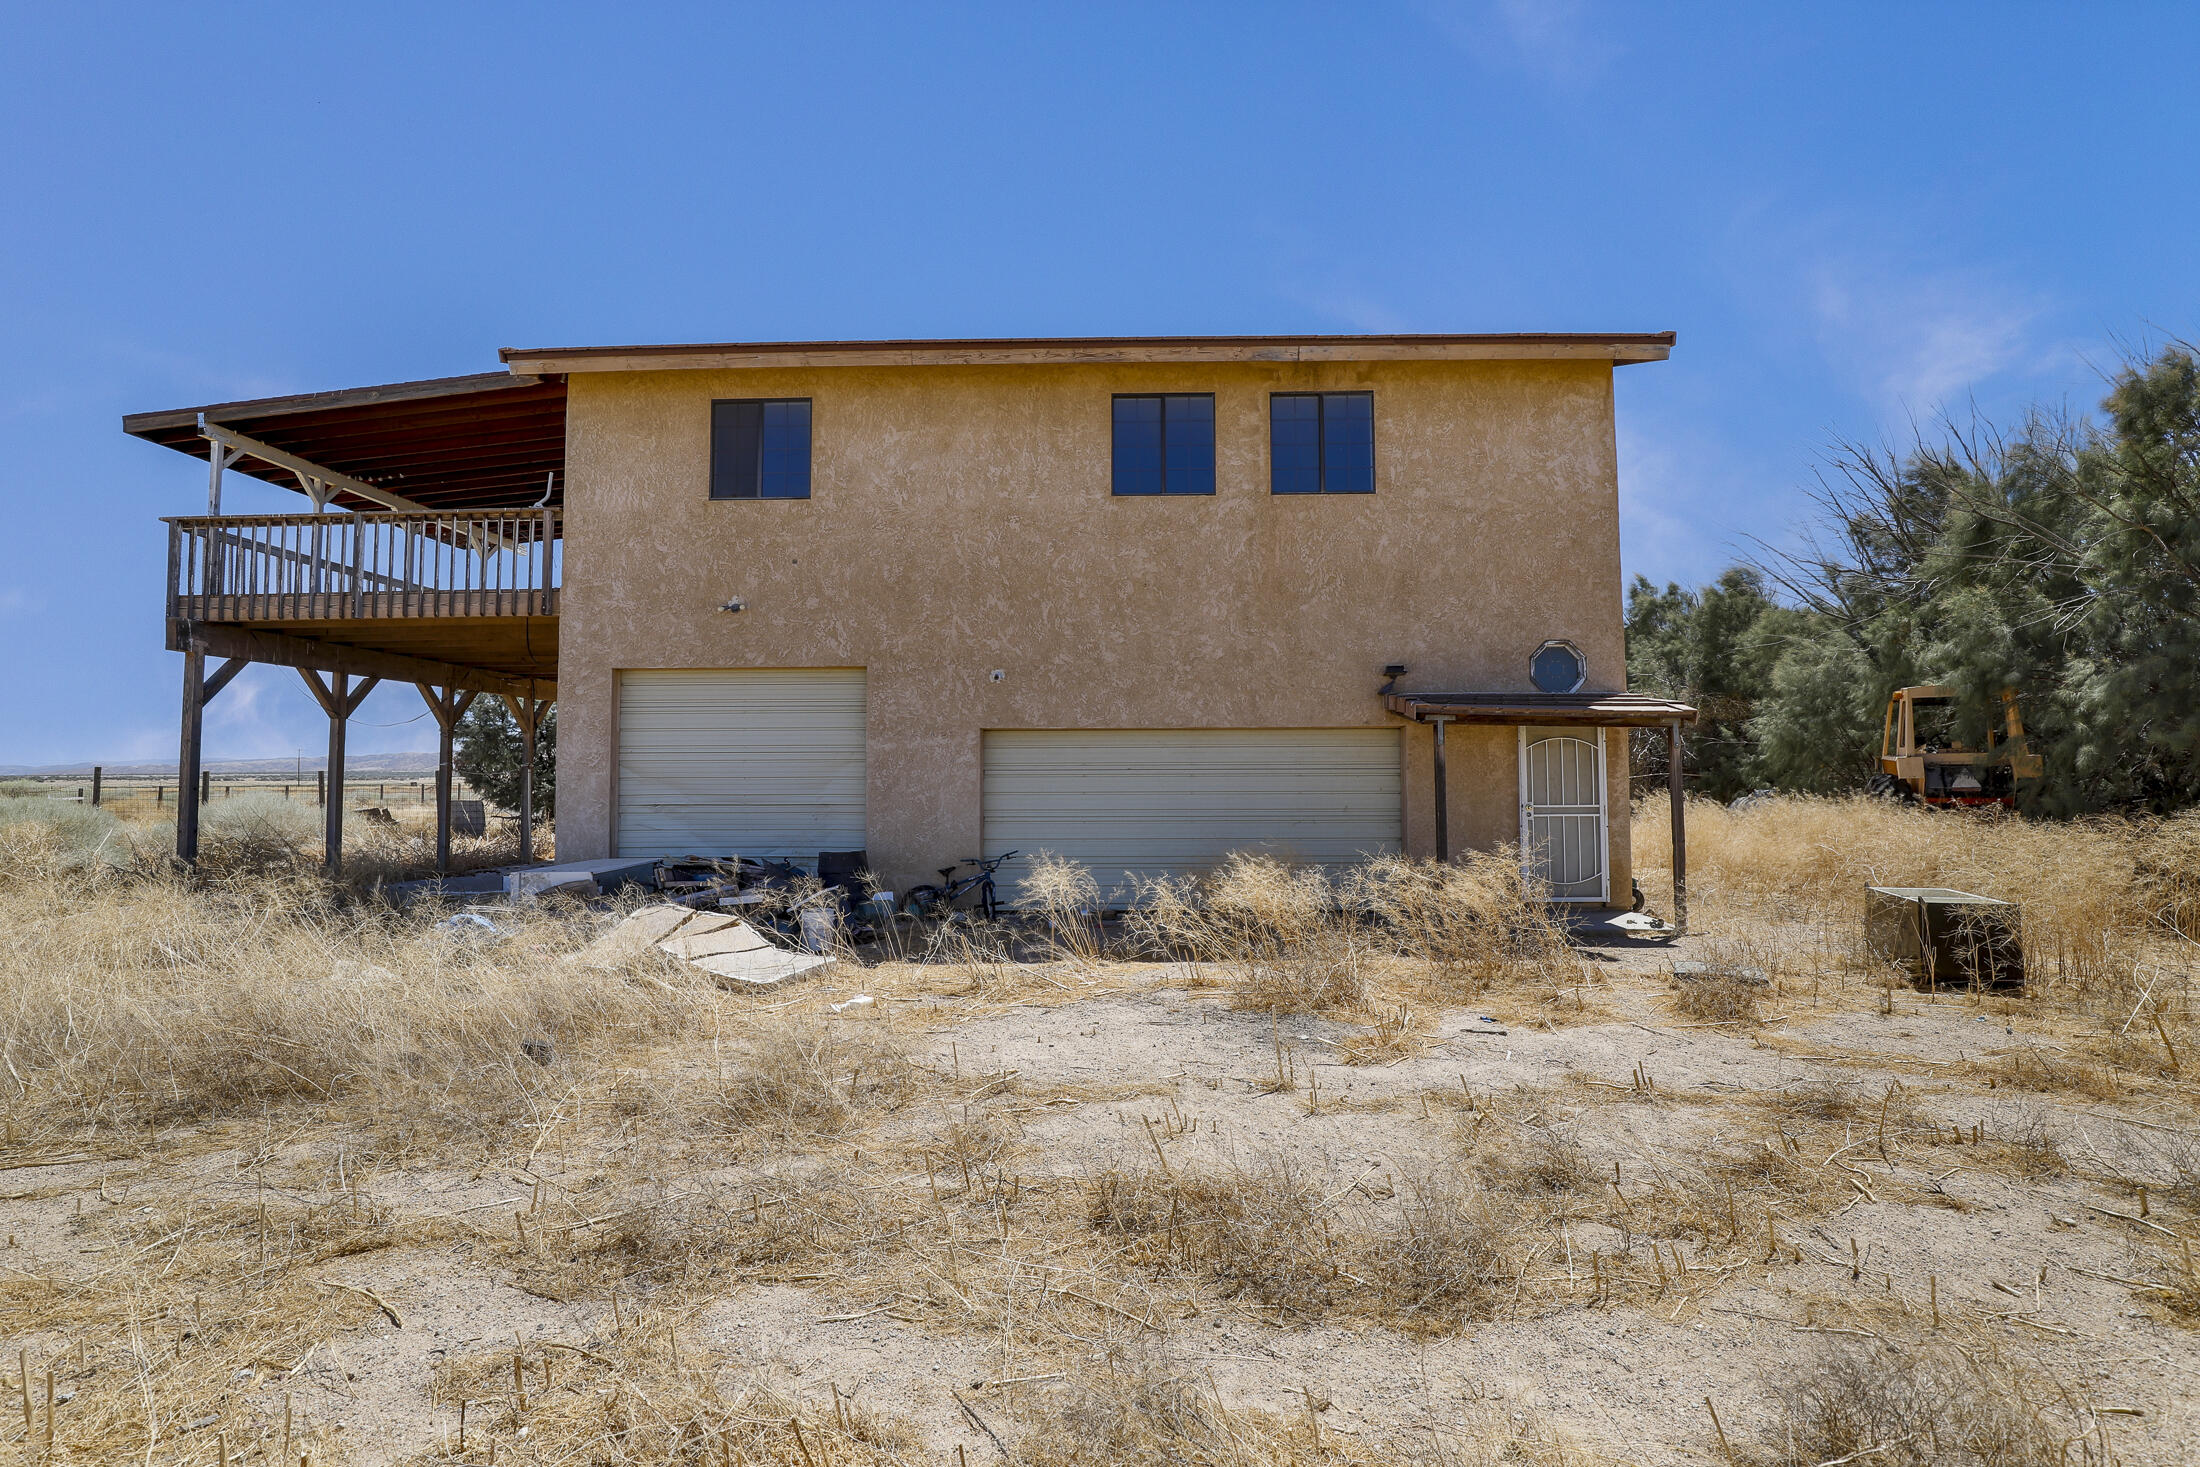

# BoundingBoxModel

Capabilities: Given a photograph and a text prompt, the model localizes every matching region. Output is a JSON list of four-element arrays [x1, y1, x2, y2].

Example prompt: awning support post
[[198, 416, 244, 516], [1666, 718, 1688, 933], [1431, 715, 1452, 864]]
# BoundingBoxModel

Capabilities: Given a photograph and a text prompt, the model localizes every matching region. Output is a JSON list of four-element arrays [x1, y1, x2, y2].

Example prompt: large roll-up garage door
[[981, 728, 1402, 900], [616, 669, 866, 859]]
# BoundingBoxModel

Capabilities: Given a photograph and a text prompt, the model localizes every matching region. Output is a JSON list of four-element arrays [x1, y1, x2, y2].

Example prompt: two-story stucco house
[[128, 334, 1696, 909]]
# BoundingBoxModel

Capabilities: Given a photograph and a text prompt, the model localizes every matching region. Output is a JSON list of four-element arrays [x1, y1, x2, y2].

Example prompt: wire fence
[[5, 777, 485, 823]]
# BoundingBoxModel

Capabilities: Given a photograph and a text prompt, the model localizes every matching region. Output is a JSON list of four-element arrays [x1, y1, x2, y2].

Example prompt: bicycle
[[900, 851, 1017, 921]]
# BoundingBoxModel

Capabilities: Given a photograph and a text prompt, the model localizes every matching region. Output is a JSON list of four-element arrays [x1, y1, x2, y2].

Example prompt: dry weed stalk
[[1127, 855, 1373, 1014], [710, 1017, 918, 1140], [1346, 852, 1581, 1001], [1087, 1153, 1520, 1334], [1010, 1361, 1601, 1466], [1018, 852, 1108, 966], [1124, 851, 1577, 1019], [1772, 1338, 2110, 1466]]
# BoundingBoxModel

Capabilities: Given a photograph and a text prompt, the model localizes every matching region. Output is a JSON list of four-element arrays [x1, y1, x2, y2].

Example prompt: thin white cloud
[[1413, 0, 1621, 88], [1806, 257, 2051, 413], [0, 586, 36, 616]]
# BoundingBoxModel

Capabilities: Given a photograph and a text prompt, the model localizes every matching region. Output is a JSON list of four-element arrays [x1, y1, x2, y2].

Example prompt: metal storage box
[[1864, 886, 2025, 991]]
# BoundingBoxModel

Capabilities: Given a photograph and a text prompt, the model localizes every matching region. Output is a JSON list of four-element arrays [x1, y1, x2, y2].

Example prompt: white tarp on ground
[[566, 904, 834, 987]]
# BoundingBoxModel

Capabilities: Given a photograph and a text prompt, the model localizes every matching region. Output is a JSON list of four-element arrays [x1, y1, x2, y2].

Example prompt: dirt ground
[[4, 910, 2195, 1465]]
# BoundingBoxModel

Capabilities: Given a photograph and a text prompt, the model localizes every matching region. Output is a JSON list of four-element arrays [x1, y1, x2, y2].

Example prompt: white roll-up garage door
[[982, 728, 1402, 901], [616, 669, 866, 859]]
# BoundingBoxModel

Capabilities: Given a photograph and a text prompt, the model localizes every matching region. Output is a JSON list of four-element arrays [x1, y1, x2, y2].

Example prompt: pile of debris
[[564, 904, 834, 988]]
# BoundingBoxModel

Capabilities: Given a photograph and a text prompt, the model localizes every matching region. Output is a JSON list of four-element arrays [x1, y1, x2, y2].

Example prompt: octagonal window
[[1531, 640, 1587, 694]]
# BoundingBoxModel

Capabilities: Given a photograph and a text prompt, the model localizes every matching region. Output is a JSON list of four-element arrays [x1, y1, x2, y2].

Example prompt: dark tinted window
[[1531, 642, 1586, 693], [1112, 394, 1215, 495], [1270, 391, 1375, 494], [711, 399, 812, 499]]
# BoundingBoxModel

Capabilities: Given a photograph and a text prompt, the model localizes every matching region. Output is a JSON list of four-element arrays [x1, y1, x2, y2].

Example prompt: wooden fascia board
[[171, 621, 552, 701], [1385, 695, 1698, 727], [502, 340, 1673, 374], [123, 373, 546, 436]]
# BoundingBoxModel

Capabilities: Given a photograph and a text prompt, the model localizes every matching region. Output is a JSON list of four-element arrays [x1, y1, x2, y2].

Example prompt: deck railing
[[166, 508, 561, 621]]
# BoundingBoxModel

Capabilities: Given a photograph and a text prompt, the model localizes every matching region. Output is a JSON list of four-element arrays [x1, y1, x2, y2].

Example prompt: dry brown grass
[[709, 1017, 919, 1140], [1635, 792, 2200, 1102], [5, 795, 2194, 1462], [1125, 850, 1581, 1020], [424, 1319, 923, 1464], [1768, 1338, 2110, 1466], [1633, 791, 2191, 987], [1672, 973, 1762, 1024], [1017, 851, 1110, 966], [1086, 1153, 1520, 1334], [1336, 1002, 1426, 1065], [1130, 854, 1376, 1013], [0, 843, 714, 1149], [1010, 1361, 1602, 1466]]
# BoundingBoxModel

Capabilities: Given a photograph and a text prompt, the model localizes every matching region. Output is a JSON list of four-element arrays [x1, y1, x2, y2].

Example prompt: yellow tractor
[[1868, 685, 2042, 809]]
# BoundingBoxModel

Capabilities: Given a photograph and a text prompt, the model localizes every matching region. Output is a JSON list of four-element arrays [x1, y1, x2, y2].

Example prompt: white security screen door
[[1518, 727, 1608, 903], [616, 669, 867, 859]]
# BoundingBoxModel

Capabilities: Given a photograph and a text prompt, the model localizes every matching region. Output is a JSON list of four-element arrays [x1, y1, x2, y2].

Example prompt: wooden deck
[[166, 510, 559, 695]]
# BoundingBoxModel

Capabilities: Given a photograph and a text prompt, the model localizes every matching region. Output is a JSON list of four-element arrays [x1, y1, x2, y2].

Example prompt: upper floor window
[[1270, 391, 1374, 494], [1112, 394, 1215, 496], [711, 398, 812, 499]]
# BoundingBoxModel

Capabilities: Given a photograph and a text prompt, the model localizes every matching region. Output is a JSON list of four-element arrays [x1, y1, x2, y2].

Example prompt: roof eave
[[1385, 692, 1699, 727], [499, 332, 1676, 375], [122, 372, 551, 440]]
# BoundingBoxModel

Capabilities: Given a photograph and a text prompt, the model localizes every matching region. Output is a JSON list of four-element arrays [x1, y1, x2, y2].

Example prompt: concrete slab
[[564, 905, 698, 968], [660, 923, 775, 961]]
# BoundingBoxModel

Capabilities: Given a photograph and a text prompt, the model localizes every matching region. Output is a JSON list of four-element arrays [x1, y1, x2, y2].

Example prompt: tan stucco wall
[[556, 358, 1632, 901]]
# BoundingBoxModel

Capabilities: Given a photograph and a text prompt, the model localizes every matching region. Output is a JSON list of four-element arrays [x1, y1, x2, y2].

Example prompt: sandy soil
[[4, 922, 2194, 1464]]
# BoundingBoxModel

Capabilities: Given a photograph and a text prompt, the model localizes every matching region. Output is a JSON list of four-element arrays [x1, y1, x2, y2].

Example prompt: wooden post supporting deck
[[173, 642, 251, 866], [326, 673, 347, 873], [500, 692, 550, 865], [416, 684, 479, 875], [176, 645, 206, 863], [1667, 719, 1688, 933], [297, 669, 380, 876]]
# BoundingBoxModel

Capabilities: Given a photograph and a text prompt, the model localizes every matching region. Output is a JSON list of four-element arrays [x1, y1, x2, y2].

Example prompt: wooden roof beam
[[199, 419, 432, 514]]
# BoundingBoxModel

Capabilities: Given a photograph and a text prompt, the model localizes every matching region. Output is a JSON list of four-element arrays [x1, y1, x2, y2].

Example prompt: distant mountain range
[[1, 753, 441, 779]]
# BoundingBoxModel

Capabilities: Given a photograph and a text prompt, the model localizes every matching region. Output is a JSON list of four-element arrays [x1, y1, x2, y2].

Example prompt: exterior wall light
[[1530, 639, 1586, 694], [718, 597, 745, 613]]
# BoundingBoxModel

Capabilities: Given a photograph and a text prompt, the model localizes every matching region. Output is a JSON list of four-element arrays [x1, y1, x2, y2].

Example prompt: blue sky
[[2, 2, 2194, 765]]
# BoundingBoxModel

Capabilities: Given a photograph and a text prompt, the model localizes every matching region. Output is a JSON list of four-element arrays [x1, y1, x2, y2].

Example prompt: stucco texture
[[555, 358, 1632, 901]]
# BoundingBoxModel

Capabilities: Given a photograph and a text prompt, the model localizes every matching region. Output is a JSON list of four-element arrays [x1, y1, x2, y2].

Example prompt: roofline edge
[[498, 331, 1677, 374]]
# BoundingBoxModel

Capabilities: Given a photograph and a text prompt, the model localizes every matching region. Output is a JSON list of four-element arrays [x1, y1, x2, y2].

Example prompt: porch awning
[[1384, 691, 1697, 726], [125, 373, 567, 512]]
